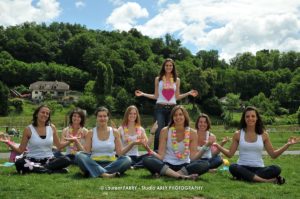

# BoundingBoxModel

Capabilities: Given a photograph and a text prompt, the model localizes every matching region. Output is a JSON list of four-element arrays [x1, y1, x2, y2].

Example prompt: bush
[[183, 103, 201, 121], [9, 98, 23, 113]]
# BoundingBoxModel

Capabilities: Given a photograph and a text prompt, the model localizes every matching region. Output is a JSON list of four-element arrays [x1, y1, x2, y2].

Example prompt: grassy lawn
[[0, 155, 299, 199]]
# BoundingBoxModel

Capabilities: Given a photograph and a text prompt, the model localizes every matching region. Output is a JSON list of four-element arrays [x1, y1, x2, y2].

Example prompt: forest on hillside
[[0, 22, 299, 124]]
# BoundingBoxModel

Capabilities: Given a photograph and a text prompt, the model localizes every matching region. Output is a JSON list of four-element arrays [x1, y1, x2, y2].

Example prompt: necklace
[[170, 126, 190, 159], [123, 125, 142, 144], [162, 75, 174, 89]]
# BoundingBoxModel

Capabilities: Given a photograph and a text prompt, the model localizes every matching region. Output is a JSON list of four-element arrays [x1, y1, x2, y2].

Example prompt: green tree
[[0, 81, 9, 115]]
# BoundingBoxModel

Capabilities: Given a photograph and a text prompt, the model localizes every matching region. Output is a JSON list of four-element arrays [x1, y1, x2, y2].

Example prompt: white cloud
[[157, 0, 168, 6], [106, 2, 149, 31], [75, 1, 85, 8], [132, 0, 300, 61], [0, 0, 61, 27], [108, 0, 124, 6]]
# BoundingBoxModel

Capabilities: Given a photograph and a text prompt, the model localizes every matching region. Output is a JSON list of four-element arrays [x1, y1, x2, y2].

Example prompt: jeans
[[154, 104, 175, 150], [229, 163, 281, 182], [200, 155, 223, 169], [129, 154, 149, 168], [54, 151, 76, 165], [143, 155, 210, 176], [74, 152, 132, 178]]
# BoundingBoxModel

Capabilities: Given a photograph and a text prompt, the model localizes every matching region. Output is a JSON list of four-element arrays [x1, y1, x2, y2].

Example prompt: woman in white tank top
[[214, 106, 300, 185], [74, 107, 132, 178], [118, 105, 153, 168], [195, 113, 229, 171], [0, 105, 71, 174], [135, 58, 198, 151], [143, 105, 210, 180]]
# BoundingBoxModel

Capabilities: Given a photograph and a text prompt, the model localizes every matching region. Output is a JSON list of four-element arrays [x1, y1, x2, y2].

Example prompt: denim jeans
[[74, 152, 132, 178], [154, 104, 175, 150], [200, 155, 223, 169], [129, 153, 149, 168], [54, 151, 76, 165], [143, 155, 210, 176], [229, 163, 281, 182]]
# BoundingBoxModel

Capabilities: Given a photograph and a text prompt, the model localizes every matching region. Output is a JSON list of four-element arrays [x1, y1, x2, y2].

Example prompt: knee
[[74, 152, 88, 163], [120, 155, 132, 166], [229, 163, 239, 173], [270, 165, 281, 176], [143, 155, 155, 167]]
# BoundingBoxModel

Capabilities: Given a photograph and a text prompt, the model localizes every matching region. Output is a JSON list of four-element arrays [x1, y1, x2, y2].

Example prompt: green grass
[[0, 155, 299, 199]]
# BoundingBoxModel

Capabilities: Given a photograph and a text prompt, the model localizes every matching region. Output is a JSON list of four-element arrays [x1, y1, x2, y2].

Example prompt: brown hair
[[168, 105, 190, 128], [121, 105, 141, 126], [158, 58, 178, 82], [195, 113, 211, 130], [240, 106, 265, 135], [32, 105, 51, 127], [69, 108, 86, 127]]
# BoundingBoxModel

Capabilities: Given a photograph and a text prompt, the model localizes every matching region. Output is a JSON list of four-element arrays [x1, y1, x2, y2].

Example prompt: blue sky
[[1, 0, 300, 61]]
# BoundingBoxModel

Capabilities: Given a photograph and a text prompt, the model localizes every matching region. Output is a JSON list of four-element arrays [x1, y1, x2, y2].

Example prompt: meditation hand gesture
[[221, 136, 232, 146], [189, 90, 199, 97], [64, 135, 81, 142], [150, 121, 158, 135], [135, 90, 143, 97], [287, 136, 300, 146]]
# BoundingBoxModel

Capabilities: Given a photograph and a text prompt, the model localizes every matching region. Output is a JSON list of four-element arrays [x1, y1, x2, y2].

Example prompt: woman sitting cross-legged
[[0, 105, 71, 174], [143, 105, 210, 180], [74, 106, 132, 178], [213, 106, 300, 185]]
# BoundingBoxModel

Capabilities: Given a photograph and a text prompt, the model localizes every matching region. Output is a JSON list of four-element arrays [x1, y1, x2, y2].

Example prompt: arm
[[114, 129, 124, 156], [1, 128, 30, 154], [264, 133, 299, 159], [147, 121, 158, 146], [83, 130, 93, 152], [212, 136, 231, 156], [145, 127, 168, 160], [135, 77, 159, 100], [214, 131, 240, 158], [52, 124, 69, 150], [190, 130, 215, 160], [175, 78, 199, 100]]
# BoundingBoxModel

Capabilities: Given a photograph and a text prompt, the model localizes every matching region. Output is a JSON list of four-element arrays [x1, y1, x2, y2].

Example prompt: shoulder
[[190, 128, 197, 134], [113, 128, 120, 138], [50, 124, 57, 130], [233, 130, 241, 141], [209, 132, 216, 140], [160, 127, 169, 134], [139, 126, 146, 133], [261, 131, 269, 141], [155, 76, 160, 81]]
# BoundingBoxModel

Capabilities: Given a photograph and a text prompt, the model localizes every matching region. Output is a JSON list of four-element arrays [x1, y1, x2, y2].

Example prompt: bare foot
[[178, 174, 198, 181], [101, 172, 120, 178], [209, 169, 217, 173]]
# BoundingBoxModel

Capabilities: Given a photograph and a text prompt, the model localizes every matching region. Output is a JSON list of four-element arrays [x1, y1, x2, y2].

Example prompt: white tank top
[[163, 128, 190, 165], [197, 131, 212, 159], [156, 80, 176, 104], [91, 127, 115, 158], [238, 129, 264, 167], [65, 126, 87, 155], [27, 124, 54, 159], [120, 126, 142, 156]]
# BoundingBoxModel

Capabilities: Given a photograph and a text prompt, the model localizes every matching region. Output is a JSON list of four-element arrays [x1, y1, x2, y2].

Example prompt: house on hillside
[[29, 81, 69, 100]]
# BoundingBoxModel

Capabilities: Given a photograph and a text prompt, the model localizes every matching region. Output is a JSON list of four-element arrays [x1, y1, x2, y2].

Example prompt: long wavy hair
[[158, 58, 177, 82], [240, 106, 265, 135], [69, 108, 86, 127], [168, 105, 190, 128], [121, 105, 141, 127]]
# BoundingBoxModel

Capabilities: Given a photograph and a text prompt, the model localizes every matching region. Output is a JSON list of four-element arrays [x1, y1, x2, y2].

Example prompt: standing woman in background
[[213, 106, 300, 184], [135, 58, 198, 150], [0, 105, 71, 174]]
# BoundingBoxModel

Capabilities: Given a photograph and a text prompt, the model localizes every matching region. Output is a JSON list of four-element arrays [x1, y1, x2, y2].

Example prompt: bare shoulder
[[190, 128, 197, 134], [233, 130, 241, 141], [262, 131, 269, 141], [113, 128, 120, 137]]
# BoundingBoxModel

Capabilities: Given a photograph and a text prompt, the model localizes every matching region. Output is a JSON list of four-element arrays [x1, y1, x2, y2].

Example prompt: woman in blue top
[[75, 107, 132, 178], [135, 58, 198, 150], [214, 106, 299, 184]]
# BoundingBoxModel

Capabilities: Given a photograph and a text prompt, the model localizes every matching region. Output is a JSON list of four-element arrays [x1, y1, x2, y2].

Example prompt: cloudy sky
[[1, 0, 300, 61]]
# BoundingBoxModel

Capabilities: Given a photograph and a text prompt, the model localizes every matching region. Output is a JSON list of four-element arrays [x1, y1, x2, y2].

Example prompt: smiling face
[[128, 108, 137, 123], [197, 117, 208, 132], [71, 113, 82, 126], [244, 110, 257, 127], [173, 108, 185, 126], [97, 111, 109, 126], [37, 107, 50, 124], [164, 61, 174, 74]]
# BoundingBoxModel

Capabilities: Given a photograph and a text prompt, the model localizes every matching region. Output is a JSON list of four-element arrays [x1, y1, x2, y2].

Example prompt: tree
[[0, 81, 9, 115], [222, 93, 241, 126]]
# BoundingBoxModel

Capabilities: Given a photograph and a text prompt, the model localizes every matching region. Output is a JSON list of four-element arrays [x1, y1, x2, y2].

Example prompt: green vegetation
[[0, 22, 299, 125], [0, 155, 299, 199]]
